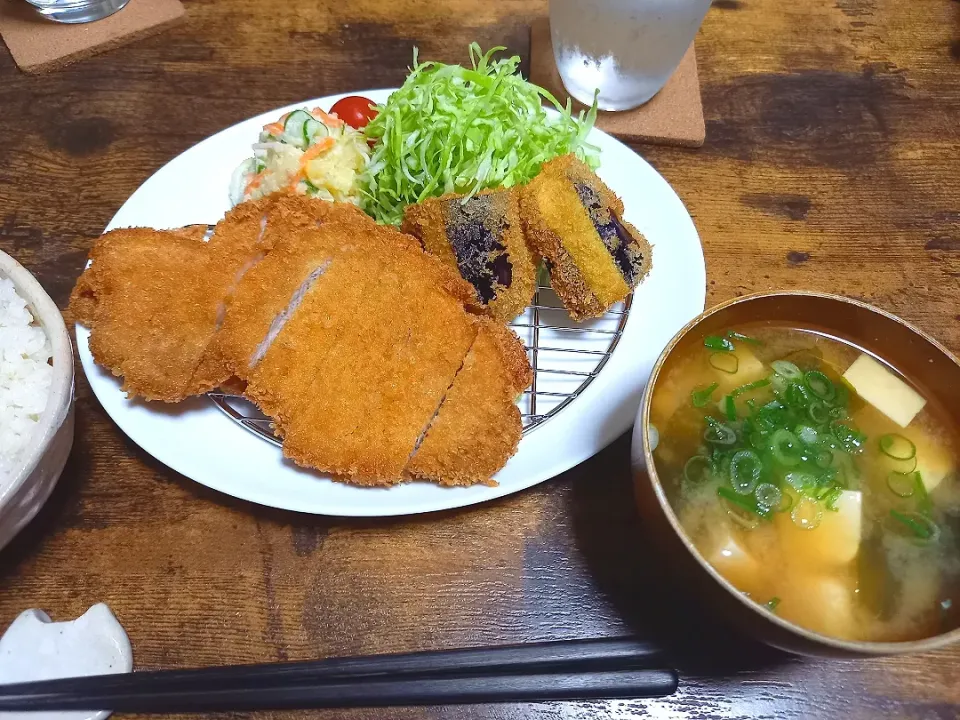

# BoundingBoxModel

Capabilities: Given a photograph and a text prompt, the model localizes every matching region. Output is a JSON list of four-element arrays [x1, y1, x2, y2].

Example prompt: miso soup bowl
[[631, 291, 960, 658]]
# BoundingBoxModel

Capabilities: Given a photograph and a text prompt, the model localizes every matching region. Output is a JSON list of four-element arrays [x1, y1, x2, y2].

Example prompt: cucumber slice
[[303, 117, 326, 146], [282, 109, 312, 148]]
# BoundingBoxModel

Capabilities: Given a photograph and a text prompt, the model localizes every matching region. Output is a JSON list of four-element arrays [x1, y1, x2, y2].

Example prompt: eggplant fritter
[[519, 154, 652, 320], [401, 188, 538, 322]]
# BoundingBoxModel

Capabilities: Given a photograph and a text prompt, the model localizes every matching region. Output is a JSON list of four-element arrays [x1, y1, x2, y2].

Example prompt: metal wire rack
[[208, 282, 631, 444]]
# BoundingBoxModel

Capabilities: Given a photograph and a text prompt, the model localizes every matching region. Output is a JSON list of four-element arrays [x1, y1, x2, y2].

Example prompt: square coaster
[[529, 17, 705, 147], [0, 0, 185, 74]]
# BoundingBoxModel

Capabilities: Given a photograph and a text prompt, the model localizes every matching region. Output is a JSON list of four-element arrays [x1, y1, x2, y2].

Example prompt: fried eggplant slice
[[401, 188, 538, 322], [519, 154, 652, 320]]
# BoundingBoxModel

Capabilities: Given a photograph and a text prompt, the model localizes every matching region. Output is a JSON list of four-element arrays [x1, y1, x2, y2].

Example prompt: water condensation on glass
[[550, 0, 712, 111], [24, 0, 130, 24]]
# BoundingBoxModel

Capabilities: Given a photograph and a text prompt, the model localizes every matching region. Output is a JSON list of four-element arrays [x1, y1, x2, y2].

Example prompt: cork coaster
[[0, 0, 185, 74], [529, 17, 705, 147]]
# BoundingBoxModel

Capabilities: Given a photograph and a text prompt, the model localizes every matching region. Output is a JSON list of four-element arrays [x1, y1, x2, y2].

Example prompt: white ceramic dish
[[75, 88, 706, 517], [0, 250, 74, 551]]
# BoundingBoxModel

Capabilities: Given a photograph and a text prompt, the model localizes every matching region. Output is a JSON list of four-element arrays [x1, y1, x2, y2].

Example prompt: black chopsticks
[[0, 637, 677, 712]]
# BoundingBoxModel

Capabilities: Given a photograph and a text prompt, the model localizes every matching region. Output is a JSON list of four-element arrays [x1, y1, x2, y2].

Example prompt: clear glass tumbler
[[24, 0, 130, 24], [550, 0, 712, 111]]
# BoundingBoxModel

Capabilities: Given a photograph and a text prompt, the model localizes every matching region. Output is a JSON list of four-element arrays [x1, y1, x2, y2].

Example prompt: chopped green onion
[[785, 471, 817, 495], [684, 455, 712, 484], [723, 395, 737, 421], [889, 454, 918, 474], [704, 422, 737, 446], [730, 449, 762, 494], [731, 378, 771, 398], [755, 482, 782, 510], [807, 401, 830, 425], [787, 382, 813, 408], [886, 471, 916, 498], [803, 370, 836, 401], [777, 491, 794, 513], [704, 335, 735, 352], [889, 509, 939, 542], [791, 497, 823, 530], [709, 352, 740, 374], [765, 596, 781, 611], [771, 360, 803, 381], [770, 428, 803, 466], [826, 382, 849, 409], [822, 486, 844, 511], [813, 448, 833, 469], [879, 434, 917, 461], [718, 486, 770, 522], [831, 420, 867, 454], [691, 382, 719, 408], [796, 425, 819, 445], [727, 330, 762, 346], [914, 472, 933, 516]]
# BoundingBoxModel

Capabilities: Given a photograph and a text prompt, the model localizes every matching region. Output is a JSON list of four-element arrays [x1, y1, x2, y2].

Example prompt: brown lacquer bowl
[[631, 291, 960, 657]]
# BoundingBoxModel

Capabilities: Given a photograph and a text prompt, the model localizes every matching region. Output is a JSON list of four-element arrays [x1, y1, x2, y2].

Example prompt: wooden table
[[2, 0, 959, 717]]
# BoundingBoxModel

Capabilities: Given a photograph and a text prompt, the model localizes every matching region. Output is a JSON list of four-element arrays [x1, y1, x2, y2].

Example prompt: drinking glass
[[550, 0, 712, 111], [23, 0, 130, 24]]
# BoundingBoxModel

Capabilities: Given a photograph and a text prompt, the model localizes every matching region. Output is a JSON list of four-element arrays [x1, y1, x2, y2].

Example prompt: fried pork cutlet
[[69, 195, 372, 401], [519, 155, 652, 320], [238, 223, 485, 483], [72, 195, 532, 486], [405, 318, 532, 486], [69, 228, 224, 402], [401, 189, 538, 322]]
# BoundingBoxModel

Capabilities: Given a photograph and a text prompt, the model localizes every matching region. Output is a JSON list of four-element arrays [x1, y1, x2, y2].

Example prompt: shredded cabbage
[[361, 44, 599, 225]]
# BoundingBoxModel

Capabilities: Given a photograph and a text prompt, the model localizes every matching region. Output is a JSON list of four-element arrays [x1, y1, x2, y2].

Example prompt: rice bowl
[[0, 277, 54, 491], [0, 250, 74, 551]]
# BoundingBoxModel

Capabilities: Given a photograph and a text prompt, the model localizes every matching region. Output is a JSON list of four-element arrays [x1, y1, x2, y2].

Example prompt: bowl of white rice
[[0, 249, 74, 551]]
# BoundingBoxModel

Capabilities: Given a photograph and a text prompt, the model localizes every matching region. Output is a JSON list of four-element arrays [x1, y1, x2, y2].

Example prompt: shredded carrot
[[299, 137, 335, 167], [311, 107, 344, 128], [244, 171, 266, 195], [287, 136, 336, 188], [262, 121, 285, 136]]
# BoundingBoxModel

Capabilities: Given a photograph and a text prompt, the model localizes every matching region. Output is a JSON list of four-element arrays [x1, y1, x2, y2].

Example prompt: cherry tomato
[[329, 96, 378, 130]]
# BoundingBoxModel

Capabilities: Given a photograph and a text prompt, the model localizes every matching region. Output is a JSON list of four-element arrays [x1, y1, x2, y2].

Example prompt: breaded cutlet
[[520, 154, 652, 320], [72, 196, 532, 486], [401, 188, 538, 322], [70, 195, 377, 402], [210, 219, 421, 381], [242, 226, 482, 483], [69, 228, 225, 402], [405, 318, 532, 486]]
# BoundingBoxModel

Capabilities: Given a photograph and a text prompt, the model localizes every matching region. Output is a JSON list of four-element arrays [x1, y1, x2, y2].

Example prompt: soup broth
[[651, 324, 960, 642]]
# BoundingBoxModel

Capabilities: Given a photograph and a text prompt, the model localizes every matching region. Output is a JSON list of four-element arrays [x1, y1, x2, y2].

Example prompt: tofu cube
[[714, 347, 768, 394], [707, 533, 763, 594], [776, 571, 858, 640], [843, 354, 926, 428], [853, 406, 954, 492], [775, 490, 862, 568]]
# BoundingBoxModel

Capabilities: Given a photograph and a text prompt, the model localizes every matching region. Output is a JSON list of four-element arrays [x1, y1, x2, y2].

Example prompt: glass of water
[[550, 0, 712, 111], [24, 0, 130, 24]]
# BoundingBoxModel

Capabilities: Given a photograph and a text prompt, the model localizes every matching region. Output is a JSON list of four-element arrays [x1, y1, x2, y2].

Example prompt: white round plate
[[77, 88, 705, 517]]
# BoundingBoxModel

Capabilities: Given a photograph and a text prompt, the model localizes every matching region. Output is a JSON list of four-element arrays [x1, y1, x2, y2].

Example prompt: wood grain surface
[[2, 0, 960, 717]]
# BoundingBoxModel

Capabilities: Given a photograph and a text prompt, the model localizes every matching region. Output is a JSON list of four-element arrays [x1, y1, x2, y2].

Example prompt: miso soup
[[651, 325, 960, 642]]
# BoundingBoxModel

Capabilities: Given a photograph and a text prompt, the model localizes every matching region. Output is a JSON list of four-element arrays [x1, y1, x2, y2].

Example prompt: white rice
[[0, 277, 53, 488]]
